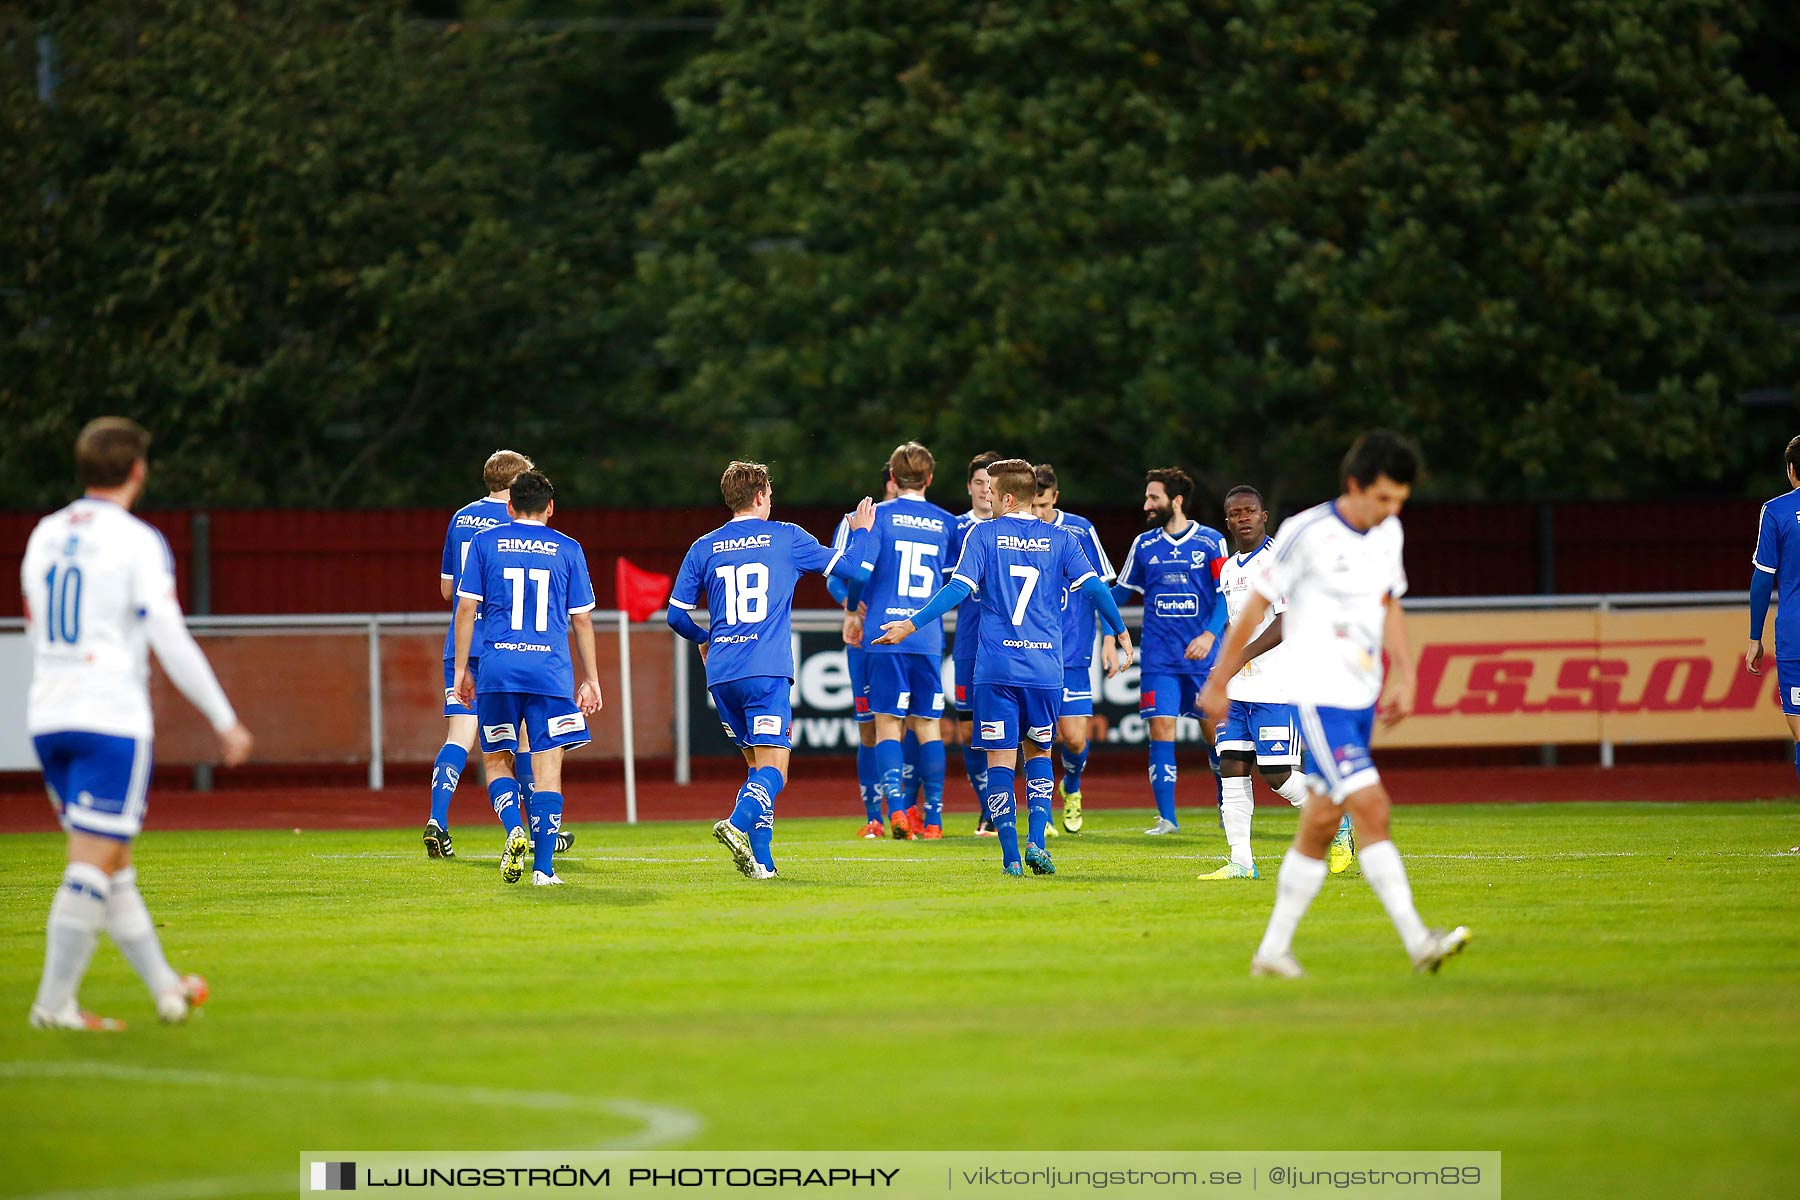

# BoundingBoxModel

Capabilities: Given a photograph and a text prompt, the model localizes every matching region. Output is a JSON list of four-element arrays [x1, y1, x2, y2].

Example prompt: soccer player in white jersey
[[1030, 463, 1118, 834], [1202, 431, 1469, 977], [22, 418, 254, 1030], [424, 448, 542, 860], [1201, 486, 1315, 880]]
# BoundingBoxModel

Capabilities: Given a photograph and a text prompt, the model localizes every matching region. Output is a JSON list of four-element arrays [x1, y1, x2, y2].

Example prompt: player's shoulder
[[1275, 501, 1338, 547], [449, 495, 506, 525], [1762, 488, 1800, 517], [1057, 509, 1098, 534]]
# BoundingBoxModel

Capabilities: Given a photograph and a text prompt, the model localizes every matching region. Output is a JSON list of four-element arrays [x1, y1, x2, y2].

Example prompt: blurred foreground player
[[453, 471, 602, 886], [1745, 434, 1800, 793], [24, 417, 254, 1030], [879, 459, 1131, 875], [1202, 431, 1469, 977], [425, 449, 556, 859], [668, 462, 876, 878]]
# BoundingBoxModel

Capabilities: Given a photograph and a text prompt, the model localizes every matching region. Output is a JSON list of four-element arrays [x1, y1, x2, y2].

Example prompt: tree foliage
[[638, 0, 1797, 504]]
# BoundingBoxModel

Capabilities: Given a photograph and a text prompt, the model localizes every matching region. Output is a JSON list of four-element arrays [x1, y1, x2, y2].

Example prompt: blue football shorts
[[711, 676, 793, 749], [1294, 702, 1380, 804], [34, 730, 151, 842]]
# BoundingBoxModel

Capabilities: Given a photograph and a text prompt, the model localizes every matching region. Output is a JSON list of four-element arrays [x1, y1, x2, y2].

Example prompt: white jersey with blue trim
[[1218, 538, 1288, 704], [21, 498, 237, 739], [1250, 501, 1407, 710]]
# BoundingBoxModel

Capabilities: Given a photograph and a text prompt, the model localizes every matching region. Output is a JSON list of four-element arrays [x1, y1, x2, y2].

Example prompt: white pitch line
[[0, 1061, 703, 1200]]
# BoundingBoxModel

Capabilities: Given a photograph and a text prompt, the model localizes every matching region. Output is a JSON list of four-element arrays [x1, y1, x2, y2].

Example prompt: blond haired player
[[23, 418, 253, 1030]]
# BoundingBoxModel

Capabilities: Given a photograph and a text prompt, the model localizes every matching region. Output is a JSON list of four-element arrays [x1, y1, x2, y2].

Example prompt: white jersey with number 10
[[21, 498, 237, 740]]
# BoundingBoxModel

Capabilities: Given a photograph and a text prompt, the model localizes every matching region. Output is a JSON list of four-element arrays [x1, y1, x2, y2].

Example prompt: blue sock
[[901, 729, 921, 808], [876, 737, 905, 819], [530, 790, 563, 876], [1025, 756, 1055, 848], [962, 743, 988, 805], [1793, 742, 1800, 790], [856, 741, 881, 821], [1061, 743, 1089, 795], [919, 739, 946, 828], [734, 766, 782, 870], [1204, 739, 1223, 811], [1149, 740, 1178, 824], [488, 777, 524, 835], [428, 743, 467, 827], [987, 764, 1019, 868], [515, 752, 536, 829]]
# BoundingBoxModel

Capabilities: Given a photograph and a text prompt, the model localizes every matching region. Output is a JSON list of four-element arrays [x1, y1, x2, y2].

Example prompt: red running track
[[0, 762, 1793, 834]]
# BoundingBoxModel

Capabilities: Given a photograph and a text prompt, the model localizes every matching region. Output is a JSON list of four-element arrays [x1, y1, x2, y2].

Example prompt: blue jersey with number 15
[[457, 520, 596, 698], [858, 496, 957, 659], [671, 517, 855, 686], [951, 513, 1099, 688]]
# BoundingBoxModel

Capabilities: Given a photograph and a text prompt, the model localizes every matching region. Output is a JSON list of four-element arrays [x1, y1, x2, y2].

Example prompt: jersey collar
[[1235, 537, 1273, 566], [727, 512, 763, 523], [1158, 522, 1199, 548], [512, 517, 546, 527], [1328, 500, 1369, 537]]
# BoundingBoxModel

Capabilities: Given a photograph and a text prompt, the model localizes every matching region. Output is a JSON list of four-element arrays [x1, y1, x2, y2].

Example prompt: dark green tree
[[636, 0, 1798, 507]]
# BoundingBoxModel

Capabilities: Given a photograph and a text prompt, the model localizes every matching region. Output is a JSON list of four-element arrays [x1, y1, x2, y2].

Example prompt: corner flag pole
[[618, 608, 638, 825]]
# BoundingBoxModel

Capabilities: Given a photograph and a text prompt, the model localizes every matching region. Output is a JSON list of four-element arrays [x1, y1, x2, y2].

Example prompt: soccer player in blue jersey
[[877, 460, 1132, 875], [952, 451, 1004, 835], [425, 449, 548, 860], [668, 462, 877, 878], [1746, 434, 1800, 790], [845, 443, 958, 840], [1113, 467, 1229, 835], [1032, 464, 1118, 835], [828, 465, 903, 837], [452, 470, 602, 886]]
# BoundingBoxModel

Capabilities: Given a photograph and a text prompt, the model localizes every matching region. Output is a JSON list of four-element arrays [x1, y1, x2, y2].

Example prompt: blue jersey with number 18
[[457, 520, 596, 698], [858, 496, 957, 659], [671, 517, 856, 686], [951, 513, 1099, 688]]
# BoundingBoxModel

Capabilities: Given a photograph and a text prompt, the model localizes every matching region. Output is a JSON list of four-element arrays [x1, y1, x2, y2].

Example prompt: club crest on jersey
[[482, 722, 518, 744], [752, 714, 782, 735], [547, 713, 585, 737]]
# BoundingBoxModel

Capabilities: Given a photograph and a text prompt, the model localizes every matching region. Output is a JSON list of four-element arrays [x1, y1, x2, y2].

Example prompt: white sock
[[1221, 776, 1254, 866], [1256, 849, 1327, 960], [106, 866, 180, 998], [34, 864, 111, 1015], [1358, 840, 1430, 955], [1272, 771, 1311, 808]]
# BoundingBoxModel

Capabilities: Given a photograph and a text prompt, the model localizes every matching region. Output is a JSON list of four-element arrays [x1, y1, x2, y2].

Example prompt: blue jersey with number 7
[[671, 517, 863, 686], [950, 513, 1099, 688], [857, 496, 957, 659]]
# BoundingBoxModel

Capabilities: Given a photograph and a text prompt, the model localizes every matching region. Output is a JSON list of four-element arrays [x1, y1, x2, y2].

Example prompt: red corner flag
[[617, 557, 673, 623]]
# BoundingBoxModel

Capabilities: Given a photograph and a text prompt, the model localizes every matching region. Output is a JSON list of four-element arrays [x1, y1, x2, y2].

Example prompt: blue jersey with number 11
[[458, 520, 596, 698], [951, 514, 1099, 688]]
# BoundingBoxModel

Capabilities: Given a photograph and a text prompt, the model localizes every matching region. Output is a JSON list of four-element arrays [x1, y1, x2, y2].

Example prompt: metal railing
[[0, 591, 1760, 786]]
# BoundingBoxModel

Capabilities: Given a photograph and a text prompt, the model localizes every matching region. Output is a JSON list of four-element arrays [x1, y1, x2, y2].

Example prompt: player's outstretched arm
[[1378, 595, 1416, 728], [874, 578, 972, 645], [570, 611, 603, 714], [1200, 592, 1270, 724]]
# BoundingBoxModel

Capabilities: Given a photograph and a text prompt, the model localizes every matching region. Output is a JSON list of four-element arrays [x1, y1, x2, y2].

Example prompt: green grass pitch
[[1, 801, 1795, 1199]]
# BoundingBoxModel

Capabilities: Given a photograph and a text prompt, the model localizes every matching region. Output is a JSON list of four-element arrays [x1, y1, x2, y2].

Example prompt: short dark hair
[[1223, 485, 1263, 509], [75, 417, 150, 488], [968, 451, 1004, 480], [510, 469, 555, 515], [1785, 436, 1800, 478], [986, 458, 1037, 506], [1340, 430, 1421, 489], [1145, 467, 1193, 508], [1033, 463, 1058, 494], [880, 464, 893, 489]]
